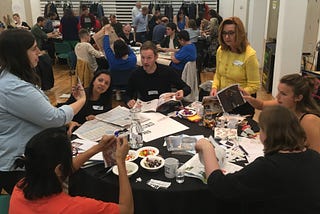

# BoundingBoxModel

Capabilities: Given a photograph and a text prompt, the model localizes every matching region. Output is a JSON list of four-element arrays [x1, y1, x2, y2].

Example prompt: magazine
[[183, 136, 237, 184], [216, 84, 246, 112], [202, 84, 246, 113], [134, 92, 182, 114], [102, 141, 117, 167]]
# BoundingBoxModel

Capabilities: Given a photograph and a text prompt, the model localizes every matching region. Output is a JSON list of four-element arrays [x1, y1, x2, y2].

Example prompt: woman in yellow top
[[210, 16, 260, 117]]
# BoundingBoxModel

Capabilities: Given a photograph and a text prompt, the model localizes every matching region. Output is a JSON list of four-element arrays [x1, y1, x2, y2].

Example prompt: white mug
[[164, 157, 179, 179]]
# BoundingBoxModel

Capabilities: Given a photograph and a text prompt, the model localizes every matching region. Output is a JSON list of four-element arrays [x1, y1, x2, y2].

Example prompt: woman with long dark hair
[[65, 70, 113, 135], [0, 29, 85, 194], [9, 128, 133, 213]]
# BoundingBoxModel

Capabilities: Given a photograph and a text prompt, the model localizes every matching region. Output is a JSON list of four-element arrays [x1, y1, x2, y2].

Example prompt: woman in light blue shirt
[[0, 29, 86, 194]]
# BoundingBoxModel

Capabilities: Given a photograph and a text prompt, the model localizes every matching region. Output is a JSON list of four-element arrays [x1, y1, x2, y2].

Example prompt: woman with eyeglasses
[[210, 17, 260, 117]]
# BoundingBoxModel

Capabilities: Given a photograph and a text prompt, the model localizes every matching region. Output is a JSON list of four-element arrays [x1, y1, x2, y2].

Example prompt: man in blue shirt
[[133, 6, 149, 43], [170, 30, 197, 77], [152, 16, 168, 44]]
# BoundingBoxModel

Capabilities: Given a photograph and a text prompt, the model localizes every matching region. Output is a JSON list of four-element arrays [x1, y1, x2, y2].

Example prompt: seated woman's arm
[[72, 135, 116, 171]]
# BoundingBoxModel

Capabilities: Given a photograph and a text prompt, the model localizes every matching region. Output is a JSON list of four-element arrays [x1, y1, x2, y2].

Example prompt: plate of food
[[140, 155, 165, 172], [137, 146, 159, 158], [125, 150, 138, 162], [178, 108, 197, 117], [112, 161, 138, 177]]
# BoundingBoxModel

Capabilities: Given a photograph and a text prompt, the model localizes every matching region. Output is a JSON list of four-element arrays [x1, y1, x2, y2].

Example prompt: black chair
[[195, 37, 209, 84], [110, 68, 136, 101]]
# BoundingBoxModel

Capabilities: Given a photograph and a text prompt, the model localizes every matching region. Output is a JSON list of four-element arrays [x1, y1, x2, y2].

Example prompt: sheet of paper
[[135, 99, 158, 112], [73, 119, 119, 141], [238, 136, 264, 163], [95, 105, 132, 127], [71, 138, 104, 161], [140, 112, 189, 142]]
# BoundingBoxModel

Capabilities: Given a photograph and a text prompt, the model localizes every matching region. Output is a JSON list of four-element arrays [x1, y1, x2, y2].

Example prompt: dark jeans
[[0, 171, 25, 194], [135, 31, 147, 43]]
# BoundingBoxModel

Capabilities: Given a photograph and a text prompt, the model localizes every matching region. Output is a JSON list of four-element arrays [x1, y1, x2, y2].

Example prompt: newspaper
[[134, 92, 182, 114]]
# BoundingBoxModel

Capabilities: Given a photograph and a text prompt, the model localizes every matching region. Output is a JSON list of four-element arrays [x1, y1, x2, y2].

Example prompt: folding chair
[[54, 41, 72, 64]]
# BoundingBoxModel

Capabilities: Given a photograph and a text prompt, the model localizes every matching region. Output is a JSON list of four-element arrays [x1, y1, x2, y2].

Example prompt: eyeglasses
[[222, 31, 235, 37]]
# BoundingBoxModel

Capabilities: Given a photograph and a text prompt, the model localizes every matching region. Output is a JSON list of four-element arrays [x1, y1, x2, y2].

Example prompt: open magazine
[[202, 84, 246, 113], [183, 137, 243, 184], [134, 92, 182, 114]]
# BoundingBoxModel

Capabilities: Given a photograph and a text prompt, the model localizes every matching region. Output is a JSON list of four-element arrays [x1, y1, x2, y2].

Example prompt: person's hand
[[195, 138, 215, 165], [72, 82, 86, 101], [238, 87, 249, 96], [115, 136, 129, 164], [127, 99, 136, 108], [195, 138, 214, 153], [210, 87, 217, 96], [136, 42, 142, 47], [175, 90, 184, 100], [85, 115, 95, 121], [67, 121, 80, 136], [97, 135, 117, 152]]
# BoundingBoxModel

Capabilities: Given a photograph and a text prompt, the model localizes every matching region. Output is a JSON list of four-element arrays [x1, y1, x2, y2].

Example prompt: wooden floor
[[46, 63, 274, 120]]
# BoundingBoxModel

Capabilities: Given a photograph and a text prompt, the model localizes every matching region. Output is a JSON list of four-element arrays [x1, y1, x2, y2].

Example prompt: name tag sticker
[[148, 90, 159, 95], [92, 105, 104, 110], [233, 60, 244, 66]]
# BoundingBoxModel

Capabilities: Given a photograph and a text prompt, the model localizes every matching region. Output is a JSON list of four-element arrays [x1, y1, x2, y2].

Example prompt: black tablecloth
[[69, 117, 259, 214]]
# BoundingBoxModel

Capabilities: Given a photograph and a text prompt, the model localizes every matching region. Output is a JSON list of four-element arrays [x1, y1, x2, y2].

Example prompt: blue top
[[152, 24, 166, 44], [103, 35, 137, 72], [177, 16, 186, 31], [171, 43, 197, 71], [0, 70, 74, 171], [133, 13, 148, 33]]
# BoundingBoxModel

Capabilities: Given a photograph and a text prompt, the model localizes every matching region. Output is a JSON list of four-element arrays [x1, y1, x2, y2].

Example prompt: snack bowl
[[140, 155, 165, 172], [112, 161, 138, 177], [126, 150, 138, 162], [178, 108, 197, 117], [137, 146, 159, 158]]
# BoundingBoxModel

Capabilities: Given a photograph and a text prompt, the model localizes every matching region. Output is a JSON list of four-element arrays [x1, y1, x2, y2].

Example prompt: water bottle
[[129, 108, 143, 149]]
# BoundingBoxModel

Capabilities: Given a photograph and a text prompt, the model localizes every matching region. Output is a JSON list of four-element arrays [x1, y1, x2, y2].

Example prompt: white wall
[[247, 0, 268, 68], [29, 0, 41, 25], [219, 0, 234, 19], [272, 0, 308, 96], [12, 0, 26, 20]]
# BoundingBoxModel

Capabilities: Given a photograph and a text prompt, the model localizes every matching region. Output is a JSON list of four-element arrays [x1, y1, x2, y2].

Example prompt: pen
[[114, 128, 128, 137], [77, 76, 82, 85], [238, 145, 249, 156]]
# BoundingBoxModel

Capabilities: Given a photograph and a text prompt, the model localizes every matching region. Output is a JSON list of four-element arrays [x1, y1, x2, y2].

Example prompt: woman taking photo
[[0, 29, 86, 194]]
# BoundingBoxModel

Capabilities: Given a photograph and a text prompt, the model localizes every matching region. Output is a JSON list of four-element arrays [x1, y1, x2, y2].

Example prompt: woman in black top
[[65, 70, 112, 135], [196, 105, 320, 213]]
